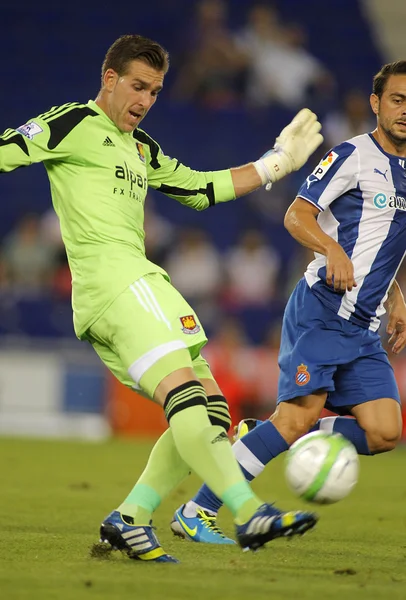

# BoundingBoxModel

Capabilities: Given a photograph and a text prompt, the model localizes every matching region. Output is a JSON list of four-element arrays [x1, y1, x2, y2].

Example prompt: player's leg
[[338, 352, 403, 453], [207, 280, 402, 488], [95, 275, 316, 554], [233, 325, 403, 476], [230, 277, 339, 479], [170, 356, 318, 544], [90, 288, 239, 557], [234, 351, 398, 456], [172, 279, 358, 542], [88, 277, 205, 561], [115, 352, 234, 545], [120, 281, 263, 529], [233, 412, 372, 458], [211, 402, 373, 488], [304, 398, 402, 454], [172, 393, 325, 543], [321, 345, 402, 454], [193, 344, 401, 523], [93, 340, 191, 514], [143, 278, 318, 546], [144, 351, 317, 549], [170, 356, 236, 543], [218, 364, 401, 486], [349, 398, 402, 452], [170, 278, 331, 543], [90, 339, 188, 562]]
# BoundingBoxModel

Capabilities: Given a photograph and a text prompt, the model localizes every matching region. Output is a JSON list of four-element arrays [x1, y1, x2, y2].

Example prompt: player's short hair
[[373, 60, 406, 98], [101, 34, 169, 83]]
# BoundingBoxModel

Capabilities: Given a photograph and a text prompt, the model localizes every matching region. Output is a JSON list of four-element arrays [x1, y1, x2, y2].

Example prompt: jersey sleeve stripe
[[46, 106, 98, 150], [158, 182, 215, 206], [43, 103, 89, 124], [38, 102, 82, 121], [0, 132, 29, 156], [1, 128, 20, 141]]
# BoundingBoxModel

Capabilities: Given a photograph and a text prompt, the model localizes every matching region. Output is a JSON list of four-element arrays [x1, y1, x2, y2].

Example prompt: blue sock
[[310, 416, 371, 455], [191, 420, 289, 514]]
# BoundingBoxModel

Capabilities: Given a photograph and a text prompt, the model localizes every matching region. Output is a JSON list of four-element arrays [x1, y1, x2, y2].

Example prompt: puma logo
[[374, 167, 388, 182]]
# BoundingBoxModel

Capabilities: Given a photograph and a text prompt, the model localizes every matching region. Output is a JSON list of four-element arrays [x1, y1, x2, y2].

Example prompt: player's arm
[[134, 128, 230, 209], [284, 142, 360, 292], [385, 280, 406, 354], [284, 199, 356, 292], [135, 109, 323, 209], [0, 103, 97, 172]]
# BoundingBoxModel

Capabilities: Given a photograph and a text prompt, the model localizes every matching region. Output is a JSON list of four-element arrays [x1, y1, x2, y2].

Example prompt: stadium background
[[0, 0, 405, 440]]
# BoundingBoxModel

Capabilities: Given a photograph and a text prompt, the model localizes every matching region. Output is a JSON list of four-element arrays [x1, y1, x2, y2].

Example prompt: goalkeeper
[[0, 34, 322, 562]]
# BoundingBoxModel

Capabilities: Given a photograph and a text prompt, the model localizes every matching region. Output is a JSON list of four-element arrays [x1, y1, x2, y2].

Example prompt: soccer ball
[[285, 431, 359, 504]]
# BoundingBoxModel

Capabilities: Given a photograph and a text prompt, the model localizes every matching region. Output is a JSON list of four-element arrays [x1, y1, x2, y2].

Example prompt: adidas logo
[[103, 136, 115, 147], [211, 431, 228, 444]]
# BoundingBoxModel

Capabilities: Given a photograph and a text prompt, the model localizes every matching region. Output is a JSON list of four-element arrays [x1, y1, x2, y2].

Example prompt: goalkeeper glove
[[254, 108, 323, 188]]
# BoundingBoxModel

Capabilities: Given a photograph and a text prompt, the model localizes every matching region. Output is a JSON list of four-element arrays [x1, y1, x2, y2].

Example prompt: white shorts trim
[[128, 340, 187, 387]]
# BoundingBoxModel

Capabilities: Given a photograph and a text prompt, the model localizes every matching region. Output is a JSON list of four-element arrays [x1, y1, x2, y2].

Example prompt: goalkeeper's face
[[371, 74, 406, 146], [102, 59, 164, 133]]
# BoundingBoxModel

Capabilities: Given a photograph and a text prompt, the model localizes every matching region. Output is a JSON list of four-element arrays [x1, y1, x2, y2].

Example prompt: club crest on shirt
[[306, 151, 339, 187], [16, 121, 43, 140], [136, 142, 146, 163], [180, 315, 201, 334], [295, 364, 311, 386]]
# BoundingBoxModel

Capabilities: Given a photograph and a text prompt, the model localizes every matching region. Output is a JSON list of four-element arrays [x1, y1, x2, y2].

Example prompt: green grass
[[1, 437, 406, 600]]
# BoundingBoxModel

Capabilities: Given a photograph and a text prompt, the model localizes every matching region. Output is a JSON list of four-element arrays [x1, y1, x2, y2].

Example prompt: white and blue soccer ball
[[285, 431, 359, 504]]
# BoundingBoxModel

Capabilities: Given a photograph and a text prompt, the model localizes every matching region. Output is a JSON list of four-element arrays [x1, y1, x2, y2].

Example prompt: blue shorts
[[277, 278, 400, 414]]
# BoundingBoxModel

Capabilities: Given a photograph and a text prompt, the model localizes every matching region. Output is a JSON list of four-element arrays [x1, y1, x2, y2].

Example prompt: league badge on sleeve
[[295, 364, 311, 386], [306, 151, 339, 187], [180, 315, 201, 335], [16, 121, 43, 140]]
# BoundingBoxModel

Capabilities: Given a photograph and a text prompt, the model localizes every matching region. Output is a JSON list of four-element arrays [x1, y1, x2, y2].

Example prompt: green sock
[[169, 404, 262, 523], [118, 429, 190, 524]]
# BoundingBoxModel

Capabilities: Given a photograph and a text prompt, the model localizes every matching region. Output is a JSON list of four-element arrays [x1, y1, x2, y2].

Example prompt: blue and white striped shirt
[[297, 133, 406, 331]]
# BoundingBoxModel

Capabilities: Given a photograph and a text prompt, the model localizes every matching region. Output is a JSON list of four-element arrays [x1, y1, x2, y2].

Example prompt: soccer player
[[0, 34, 323, 562], [173, 60, 406, 544]]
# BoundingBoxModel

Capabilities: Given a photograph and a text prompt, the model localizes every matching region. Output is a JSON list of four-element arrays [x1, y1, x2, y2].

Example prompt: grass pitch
[[1, 437, 406, 600]]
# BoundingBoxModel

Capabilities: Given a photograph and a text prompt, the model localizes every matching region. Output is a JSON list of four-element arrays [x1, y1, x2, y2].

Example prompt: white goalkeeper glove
[[254, 108, 323, 189]]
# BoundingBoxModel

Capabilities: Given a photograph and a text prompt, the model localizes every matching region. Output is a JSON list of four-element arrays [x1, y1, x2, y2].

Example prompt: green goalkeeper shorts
[[86, 273, 214, 398]]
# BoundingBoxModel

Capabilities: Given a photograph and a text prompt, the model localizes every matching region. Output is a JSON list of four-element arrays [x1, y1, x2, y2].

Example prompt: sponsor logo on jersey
[[373, 192, 406, 211], [16, 121, 43, 140], [115, 162, 147, 191], [306, 151, 339, 187], [180, 315, 201, 335], [136, 142, 146, 163], [295, 364, 310, 386]]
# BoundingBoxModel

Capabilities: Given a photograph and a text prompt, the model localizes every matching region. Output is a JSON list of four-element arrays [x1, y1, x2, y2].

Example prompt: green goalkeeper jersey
[[0, 100, 235, 338]]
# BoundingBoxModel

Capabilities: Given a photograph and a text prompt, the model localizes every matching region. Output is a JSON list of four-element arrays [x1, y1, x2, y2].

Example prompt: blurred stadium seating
[[1, 0, 405, 438]]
